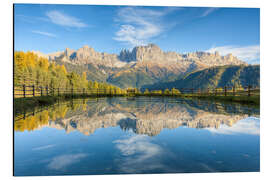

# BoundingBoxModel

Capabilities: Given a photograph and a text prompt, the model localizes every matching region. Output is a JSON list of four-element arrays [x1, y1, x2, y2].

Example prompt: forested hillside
[[56, 62, 108, 82], [15, 50, 259, 94], [14, 51, 126, 94], [142, 65, 260, 91]]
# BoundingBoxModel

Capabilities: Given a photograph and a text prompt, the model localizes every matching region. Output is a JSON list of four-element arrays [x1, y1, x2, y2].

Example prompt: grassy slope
[[108, 70, 156, 89], [107, 65, 183, 89], [57, 61, 108, 82], [142, 65, 260, 91]]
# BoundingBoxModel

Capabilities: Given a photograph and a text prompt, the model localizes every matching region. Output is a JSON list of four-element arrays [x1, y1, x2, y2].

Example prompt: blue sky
[[14, 4, 260, 64]]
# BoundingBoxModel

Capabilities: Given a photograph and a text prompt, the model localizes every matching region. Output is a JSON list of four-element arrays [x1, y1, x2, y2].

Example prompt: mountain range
[[33, 44, 258, 90]]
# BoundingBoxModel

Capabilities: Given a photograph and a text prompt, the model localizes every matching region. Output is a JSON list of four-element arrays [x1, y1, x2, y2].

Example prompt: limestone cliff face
[[38, 45, 127, 68], [113, 44, 247, 88], [33, 44, 248, 88], [120, 44, 245, 66], [37, 44, 246, 69], [69, 45, 128, 68]]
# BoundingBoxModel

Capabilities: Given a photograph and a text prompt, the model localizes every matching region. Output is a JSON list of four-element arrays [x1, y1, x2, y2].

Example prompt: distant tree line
[[15, 51, 254, 99], [143, 88, 181, 96]]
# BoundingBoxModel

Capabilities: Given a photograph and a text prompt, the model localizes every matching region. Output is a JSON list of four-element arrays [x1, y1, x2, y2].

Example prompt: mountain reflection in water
[[14, 97, 259, 136]]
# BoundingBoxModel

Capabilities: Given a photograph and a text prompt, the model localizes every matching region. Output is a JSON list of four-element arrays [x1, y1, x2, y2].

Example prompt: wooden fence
[[14, 83, 259, 98], [14, 85, 120, 98], [176, 85, 259, 97]]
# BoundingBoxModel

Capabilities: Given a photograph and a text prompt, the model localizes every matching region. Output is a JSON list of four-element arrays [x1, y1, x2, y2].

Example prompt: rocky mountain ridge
[[33, 44, 246, 68], [32, 44, 248, 89]]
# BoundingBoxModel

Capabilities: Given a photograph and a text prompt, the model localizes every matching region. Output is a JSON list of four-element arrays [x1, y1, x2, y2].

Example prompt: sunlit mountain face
[[32, 44, 257, 89], [14, 97, 259, 136]]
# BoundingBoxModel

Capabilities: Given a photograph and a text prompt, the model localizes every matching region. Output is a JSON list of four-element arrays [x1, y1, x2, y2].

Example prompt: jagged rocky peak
[[60, 45, 128, 68], [225, 53, 234, 60], [82, 45, 90, 49], [64, 48, 75, 57], [76, 45, 95, 53], [119, 49, 136, 62], [183, 50, 246, 66], [136, 43, 162, 51], [33, 44, 247, 70], [186, 51, 212, 58], [135, 43, 162, 57], [75, 45, 98, 60], [119, 44, 165, 62], [116, 43, 246, 66], [132, 43, 174, 62]]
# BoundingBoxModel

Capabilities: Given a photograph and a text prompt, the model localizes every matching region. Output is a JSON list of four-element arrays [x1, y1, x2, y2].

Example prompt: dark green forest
[[142, 65, 260, 91]]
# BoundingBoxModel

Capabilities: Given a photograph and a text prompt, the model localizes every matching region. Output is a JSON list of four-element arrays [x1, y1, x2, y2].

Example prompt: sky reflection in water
[[14, 97, 260, 176]]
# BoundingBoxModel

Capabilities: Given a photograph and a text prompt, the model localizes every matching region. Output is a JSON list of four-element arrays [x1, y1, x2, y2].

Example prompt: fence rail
[[14, 84, 121, 98], [14, 83, 259, 99], [175, 85, 259, 97]]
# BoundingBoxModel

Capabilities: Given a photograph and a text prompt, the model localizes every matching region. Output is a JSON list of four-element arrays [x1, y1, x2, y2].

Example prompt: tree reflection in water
[[14, 97, 259, 136]]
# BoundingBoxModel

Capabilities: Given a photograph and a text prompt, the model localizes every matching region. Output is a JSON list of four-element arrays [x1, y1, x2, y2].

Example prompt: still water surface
[[14, 97, 260, 176]]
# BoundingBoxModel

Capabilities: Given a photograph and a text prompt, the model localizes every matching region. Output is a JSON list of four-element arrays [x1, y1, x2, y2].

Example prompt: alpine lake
[[14, 97, 260, 176]]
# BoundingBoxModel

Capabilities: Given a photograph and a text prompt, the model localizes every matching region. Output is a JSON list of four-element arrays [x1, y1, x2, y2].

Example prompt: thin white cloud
[[113, 135, 170, 173], [206, 117, 260, 135], [114, 135, 162, 156], [114, 7, 176, 47], [32, 30, 57, 38], [47, 153, 88, 170], [206, 45, 260, 64], [46, 10, 87, 28], [32, 144, 55, 151], [201, 8, 219, 17]]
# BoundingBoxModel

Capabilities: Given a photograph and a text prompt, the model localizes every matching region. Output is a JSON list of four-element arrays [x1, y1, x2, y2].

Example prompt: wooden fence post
[[32, 85, 35, 97], [71, 87, 73, 97], [46, 86, 48, 96], [248, 85, 251, 97], [23, 84, 26, 98], [224, 86, 227, 96], [40, 86, 43, 96]]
